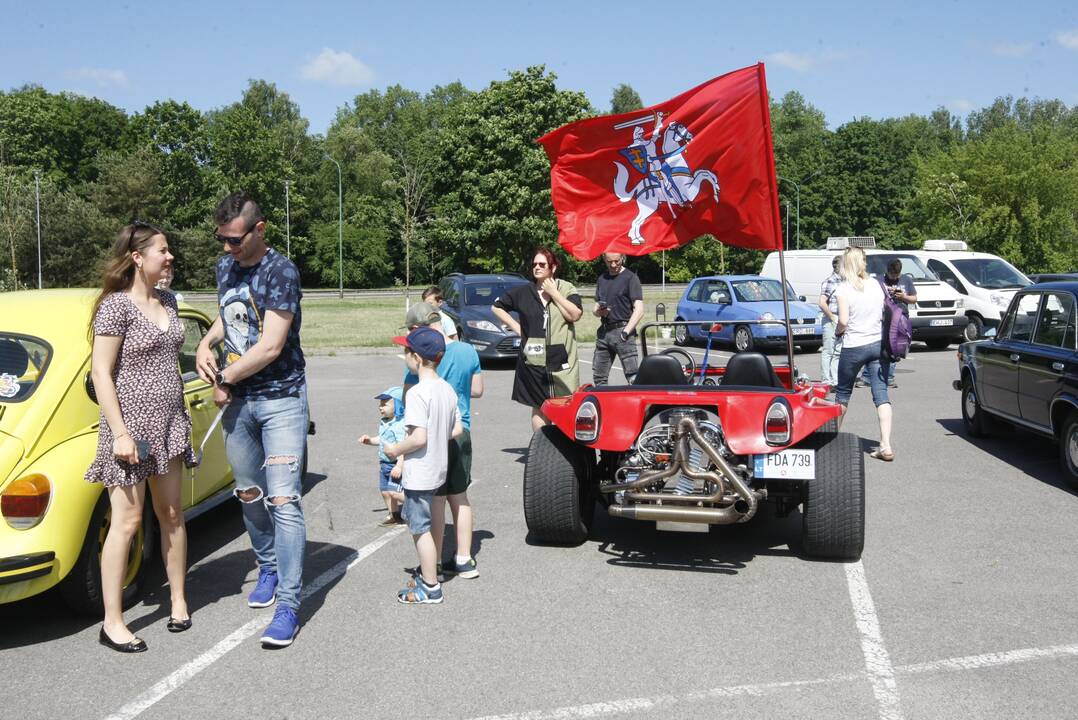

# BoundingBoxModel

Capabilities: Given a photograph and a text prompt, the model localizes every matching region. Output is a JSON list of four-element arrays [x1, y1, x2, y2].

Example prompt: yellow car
[[0, 289, 233, 613]]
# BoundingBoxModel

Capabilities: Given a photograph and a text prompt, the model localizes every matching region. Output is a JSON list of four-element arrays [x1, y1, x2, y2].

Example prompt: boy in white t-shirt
[[384, 326, 462, 604]]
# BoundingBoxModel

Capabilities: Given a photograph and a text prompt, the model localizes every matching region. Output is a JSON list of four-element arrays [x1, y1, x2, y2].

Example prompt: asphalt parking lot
[[2, 341, 1076, 720]]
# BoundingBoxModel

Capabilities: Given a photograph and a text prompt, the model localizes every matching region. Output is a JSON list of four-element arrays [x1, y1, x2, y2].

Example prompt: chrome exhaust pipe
[[608, 503, 747, 524]]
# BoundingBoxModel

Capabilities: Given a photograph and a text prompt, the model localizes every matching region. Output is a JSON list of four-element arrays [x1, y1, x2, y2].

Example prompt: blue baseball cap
[[392, 326, 445, 361], [374, 386, 403, 402]]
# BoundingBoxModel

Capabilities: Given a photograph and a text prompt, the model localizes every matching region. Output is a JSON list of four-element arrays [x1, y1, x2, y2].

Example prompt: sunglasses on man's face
[[214, 220, 260, 247]]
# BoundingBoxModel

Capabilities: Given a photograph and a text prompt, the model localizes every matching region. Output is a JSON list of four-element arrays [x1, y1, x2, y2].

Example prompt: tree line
[[1, 67, 1075, 292]]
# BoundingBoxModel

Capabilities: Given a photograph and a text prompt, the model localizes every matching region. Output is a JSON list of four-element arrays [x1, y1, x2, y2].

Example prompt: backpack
[[878, 278, 912, 359]]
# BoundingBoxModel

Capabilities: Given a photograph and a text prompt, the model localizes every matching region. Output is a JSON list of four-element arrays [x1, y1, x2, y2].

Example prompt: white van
[[760, 237, 969, 349], [908, 240, 1031, 341]]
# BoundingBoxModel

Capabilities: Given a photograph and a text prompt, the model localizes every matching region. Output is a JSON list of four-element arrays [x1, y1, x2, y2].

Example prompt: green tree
[[610, 84, 643, 114], [86, 146, 164, 222]]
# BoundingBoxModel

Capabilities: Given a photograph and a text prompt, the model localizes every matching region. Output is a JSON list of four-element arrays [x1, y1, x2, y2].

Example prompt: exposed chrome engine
[[600, 407, 764, 525]]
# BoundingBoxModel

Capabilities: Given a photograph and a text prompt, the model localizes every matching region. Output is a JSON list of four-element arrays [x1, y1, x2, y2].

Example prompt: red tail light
[[2, 474, 52, 529], [764, 401, 792, 445], [575, 399, 600, 442]]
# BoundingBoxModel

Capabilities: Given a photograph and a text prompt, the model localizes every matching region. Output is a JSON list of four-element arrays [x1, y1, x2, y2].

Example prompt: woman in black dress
[[86, 222, 197, 652], [492, 247, 583, 431]]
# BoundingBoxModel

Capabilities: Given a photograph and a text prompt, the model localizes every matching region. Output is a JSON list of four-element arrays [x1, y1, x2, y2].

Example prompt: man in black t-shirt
[[592, 252, 644, 384]]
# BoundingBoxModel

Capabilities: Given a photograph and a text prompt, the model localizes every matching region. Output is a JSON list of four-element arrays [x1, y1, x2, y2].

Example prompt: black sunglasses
[[128, 220, 162, 247], [214, 219, 261, 247]]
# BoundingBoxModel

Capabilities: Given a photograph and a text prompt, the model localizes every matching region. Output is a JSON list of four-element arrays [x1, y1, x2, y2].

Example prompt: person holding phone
[[591, 252, 644, 384], [86, 222, 199, 653]]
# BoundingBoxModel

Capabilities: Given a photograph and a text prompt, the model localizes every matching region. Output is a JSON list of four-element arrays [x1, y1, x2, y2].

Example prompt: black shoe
[[167, 616, 192, 633], [99, 627, 148, 653]]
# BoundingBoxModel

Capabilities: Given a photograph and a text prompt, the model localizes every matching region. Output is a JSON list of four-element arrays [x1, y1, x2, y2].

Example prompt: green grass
[[190, 289, 687, 352]]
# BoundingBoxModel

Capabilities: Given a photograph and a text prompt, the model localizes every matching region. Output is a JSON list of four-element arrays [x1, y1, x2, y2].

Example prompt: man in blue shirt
[[195, 192, 308, 648]]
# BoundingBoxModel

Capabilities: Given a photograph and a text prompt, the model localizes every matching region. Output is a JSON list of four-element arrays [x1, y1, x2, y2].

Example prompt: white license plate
[[930, 319, 952, 326], [754, 449, 815, 479], [793, 327, 815, 336]]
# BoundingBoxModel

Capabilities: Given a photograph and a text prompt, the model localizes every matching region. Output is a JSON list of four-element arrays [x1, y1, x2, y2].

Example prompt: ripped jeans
[[223, 385, 308, 610]]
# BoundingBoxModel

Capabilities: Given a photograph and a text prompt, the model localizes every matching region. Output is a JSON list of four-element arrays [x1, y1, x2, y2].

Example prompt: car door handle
[[1051, 361, 1064, 372], [1009, 354, 1020, 363]]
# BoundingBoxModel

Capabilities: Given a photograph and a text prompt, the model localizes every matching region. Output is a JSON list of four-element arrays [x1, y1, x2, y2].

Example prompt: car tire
[[674, 319, 689, 346], [801, 430, 865, 560], [59, 490, 156, 616], [523, 425, 595, 545], [961, 375, 989, 438], [925, 338, 952, 350], [734, 325, 754, 353], [964, 314, 984, 343], [1060, 411, 1078, 490]]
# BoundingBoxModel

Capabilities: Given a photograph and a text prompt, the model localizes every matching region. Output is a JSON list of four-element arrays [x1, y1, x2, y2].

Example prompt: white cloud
[[990, 41, 1032, 58], [946, 98, 976, 115], [65, 67, 129, 89], [765, 48, 850, 73], [299, 48, 373, 86], [1056, 29, 1078, 50]]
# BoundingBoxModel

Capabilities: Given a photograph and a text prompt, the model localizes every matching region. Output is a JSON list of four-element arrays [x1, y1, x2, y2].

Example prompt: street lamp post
[[324, 155, 343, 299], [284, 179, 291, 260], [34, 170, 42, 289], [777, 170, 821, 250]]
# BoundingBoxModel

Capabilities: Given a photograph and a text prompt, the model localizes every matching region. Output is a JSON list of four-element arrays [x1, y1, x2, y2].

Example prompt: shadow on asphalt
[[302, 471, 330, 495], [501, 447, 528, 464], [937, 418, 1075, 493]]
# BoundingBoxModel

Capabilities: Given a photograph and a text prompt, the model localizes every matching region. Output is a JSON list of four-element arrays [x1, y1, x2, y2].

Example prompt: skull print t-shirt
[[216, 248, 305, 399]]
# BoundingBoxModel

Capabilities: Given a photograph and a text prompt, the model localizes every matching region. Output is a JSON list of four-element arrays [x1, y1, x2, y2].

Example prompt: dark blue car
[[438, 273, 529, 359], [956, 281, 1078, 487], [674, 275, 822, 352]]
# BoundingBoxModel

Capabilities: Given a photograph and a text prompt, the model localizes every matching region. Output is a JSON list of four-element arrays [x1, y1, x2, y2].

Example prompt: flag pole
[[755, 62, 796, 378]]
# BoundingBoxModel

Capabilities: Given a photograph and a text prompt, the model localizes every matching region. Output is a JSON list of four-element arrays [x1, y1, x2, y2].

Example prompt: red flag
[[538, 63, 782, 260]]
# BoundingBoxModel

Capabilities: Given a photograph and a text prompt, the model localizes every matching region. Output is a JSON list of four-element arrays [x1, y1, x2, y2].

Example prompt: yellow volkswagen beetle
[[0, 289, 232, 613]]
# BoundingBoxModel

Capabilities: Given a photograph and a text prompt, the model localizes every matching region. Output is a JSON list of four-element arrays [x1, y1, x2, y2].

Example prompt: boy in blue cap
[[358, 386, 406, 526], [384, 327, 462, 603]]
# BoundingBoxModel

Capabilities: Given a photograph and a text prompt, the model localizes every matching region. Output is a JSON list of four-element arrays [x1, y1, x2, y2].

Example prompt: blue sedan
[[674, 275, 823, 352]]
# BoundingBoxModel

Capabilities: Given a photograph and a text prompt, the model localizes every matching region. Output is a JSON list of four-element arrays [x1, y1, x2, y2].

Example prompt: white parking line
[[845, 560, 905, 720], [104, 525, 407, 720]]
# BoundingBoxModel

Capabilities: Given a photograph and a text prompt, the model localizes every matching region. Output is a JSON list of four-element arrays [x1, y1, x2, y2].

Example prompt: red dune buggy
[[523, 320, 865, 560]]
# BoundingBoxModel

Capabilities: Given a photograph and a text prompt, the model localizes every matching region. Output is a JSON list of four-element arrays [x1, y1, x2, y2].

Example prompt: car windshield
[[466, 281, 527, 305], [866, 254, 935, 281], [951, 258, 1030, 290], [0, 334, 52, 404], [731, 279, 796, 302]]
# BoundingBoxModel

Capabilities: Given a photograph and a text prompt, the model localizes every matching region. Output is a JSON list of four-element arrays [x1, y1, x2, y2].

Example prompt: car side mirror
[[983, 327, 997, 339], [798, 295, 806, 302], [944, 278, 957, 289]]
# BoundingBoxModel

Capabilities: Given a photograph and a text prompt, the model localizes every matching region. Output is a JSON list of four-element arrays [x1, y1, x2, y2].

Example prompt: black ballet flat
[[166, 616, 192, 633], [99, 627, 148, 653]]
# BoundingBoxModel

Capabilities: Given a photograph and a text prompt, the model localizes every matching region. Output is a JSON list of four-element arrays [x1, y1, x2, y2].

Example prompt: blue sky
[[3, 0, 1076, 133]]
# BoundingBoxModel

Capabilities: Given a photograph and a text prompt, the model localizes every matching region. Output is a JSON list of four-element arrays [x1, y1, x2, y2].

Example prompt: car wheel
[[925, 338, 952, 350], [801, 430, 865, 560], [964, 315, 984, 342], [961, 375, 989, 438], [523, 425, 595, 545], [59, 490, 156, 616], [734, 325, 754, 352], [674, 319, 689, 346], [1061, 411, 1078, 490]]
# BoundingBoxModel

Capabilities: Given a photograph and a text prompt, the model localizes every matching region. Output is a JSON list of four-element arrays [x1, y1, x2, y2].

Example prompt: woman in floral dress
[[86, 222, 198, 652]]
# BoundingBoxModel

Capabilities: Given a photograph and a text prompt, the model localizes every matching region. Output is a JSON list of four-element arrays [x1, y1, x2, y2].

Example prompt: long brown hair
[[89, 223, 164, 334]]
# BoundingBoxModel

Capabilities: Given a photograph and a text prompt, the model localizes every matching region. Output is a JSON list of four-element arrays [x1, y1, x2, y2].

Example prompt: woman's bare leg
[[149, 458, 188, 621], [101, 483, 146, 642]]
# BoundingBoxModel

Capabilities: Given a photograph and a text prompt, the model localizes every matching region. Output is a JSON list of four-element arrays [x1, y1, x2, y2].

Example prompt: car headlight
[[990, 293, 1007, 307], [1, 473, 52, 530], [466, 320, 501, 332], [759, 312, 776, 322], [955, 298, 964, 308]]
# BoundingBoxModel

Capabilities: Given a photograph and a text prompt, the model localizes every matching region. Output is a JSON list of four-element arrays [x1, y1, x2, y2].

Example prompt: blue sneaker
[[248, 567, 278, 608], [260, 606, 299, 647], [398, 578, 443, 604], [446, 557, 479, 579]]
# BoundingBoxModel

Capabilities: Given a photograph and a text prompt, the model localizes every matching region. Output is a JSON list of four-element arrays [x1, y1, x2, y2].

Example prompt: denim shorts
[[403, 488, 436, 535], [835, 340, 891, 407], [378, 461, 402, 493]]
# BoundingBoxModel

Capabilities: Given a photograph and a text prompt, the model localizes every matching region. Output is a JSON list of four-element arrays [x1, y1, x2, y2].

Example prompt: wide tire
[[1060, 411, 1078, 491], [961, 375, 989, 437], [734, 325, 754, 352], [801, 431, 865, 560], [59, 491, 156, 616], [523, 425, 594, 545]]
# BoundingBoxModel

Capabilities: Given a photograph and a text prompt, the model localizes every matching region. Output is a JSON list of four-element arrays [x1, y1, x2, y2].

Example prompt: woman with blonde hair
[[834, 246, 894, 460], [86, 222, 198, 652]]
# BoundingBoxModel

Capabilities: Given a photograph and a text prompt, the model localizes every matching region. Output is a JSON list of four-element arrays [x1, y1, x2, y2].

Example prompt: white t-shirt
[[836, 278, 884, 348], [401, 376, 461, 491]]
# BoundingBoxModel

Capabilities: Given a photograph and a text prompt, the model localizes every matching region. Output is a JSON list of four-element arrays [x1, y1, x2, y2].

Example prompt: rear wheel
[[1060, 411, 1078, 490], [60, 491, 156, 616], [674, 319, 689, 346], [801, 431, 864, 560], [925, 338, 953, 350], [961, 375, 989, 437], [734, 325, 754, 352], [523, 425, 595, 545]]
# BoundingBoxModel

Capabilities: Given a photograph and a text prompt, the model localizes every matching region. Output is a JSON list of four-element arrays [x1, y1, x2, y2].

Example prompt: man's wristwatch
[[214, 371, 232, 388]]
